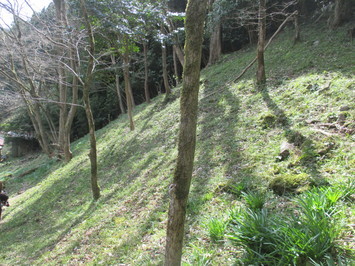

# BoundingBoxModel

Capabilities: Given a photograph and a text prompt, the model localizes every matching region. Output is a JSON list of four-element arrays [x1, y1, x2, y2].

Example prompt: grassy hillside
[[0, 23, 354, 265]]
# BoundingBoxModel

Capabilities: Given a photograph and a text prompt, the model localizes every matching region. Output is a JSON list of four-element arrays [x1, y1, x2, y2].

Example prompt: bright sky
[[0, 0, 52, 28]]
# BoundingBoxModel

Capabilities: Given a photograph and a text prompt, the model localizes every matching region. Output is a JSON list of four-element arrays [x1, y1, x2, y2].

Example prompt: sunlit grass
[[0, 21, 354, 265]]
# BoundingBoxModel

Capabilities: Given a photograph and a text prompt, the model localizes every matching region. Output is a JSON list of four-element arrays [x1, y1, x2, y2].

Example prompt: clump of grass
[[205, 218, 227, 242], [184, 245, 211, 266], [229, 208, 281, 264], [228, 186, 347, 265], [241, 190, 268, 210], [228, 182, 247, 197]]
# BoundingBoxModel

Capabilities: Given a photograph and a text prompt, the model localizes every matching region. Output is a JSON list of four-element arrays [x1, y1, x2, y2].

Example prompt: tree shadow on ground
[[186, 79, 261, 226], [259, 84, 327, 184]]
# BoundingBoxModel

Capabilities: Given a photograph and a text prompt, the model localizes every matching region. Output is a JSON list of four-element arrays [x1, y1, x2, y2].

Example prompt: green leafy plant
[[241, 190, 268, 210], [228, 187, 347, 264], [206, 218, 226, 242]]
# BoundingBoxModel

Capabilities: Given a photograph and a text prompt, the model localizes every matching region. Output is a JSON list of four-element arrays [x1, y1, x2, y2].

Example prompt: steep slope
[[0, 23, 354, 265]]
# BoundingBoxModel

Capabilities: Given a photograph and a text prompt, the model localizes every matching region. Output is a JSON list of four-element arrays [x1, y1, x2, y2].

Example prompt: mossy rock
[[269, 173, 313, 195], [259, 113, 277, 129]]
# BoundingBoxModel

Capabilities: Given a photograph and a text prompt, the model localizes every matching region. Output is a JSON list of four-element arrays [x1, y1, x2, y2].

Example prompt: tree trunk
[[143, 42, 151, 103], [54, 0, 78, 162], [208, 21, 222, 65], [123, 53, 135, 131], [111, 54, 125, 114], [174, 44, 184, 66], [173, 46, 181, 84], [54, 0, 67, 159], [331, 0, 352, 28], [80, 0, 100, 200], [293, 12, 301, 43], [256, 0, 266, 85], [247, 25, 258, 45], [164, 0, 208, 265], [83, 83, 100, 200], [23, 95, 51, 156], [162, 41, 171, 96]]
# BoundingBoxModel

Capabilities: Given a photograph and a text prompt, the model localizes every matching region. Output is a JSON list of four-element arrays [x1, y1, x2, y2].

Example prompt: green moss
[[259, 112, 277, 129], [269, 173, 313, 195]]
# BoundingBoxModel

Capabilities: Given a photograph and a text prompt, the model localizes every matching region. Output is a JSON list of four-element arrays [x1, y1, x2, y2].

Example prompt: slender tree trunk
[[164, 0, 208, 265], [143, 42, 151, 103], [63, 69, 79, 161], [115, 74, 125, 114], [54, 0, 78, 162], [208, 21, 222, 65], [22, 95, 51, 156], [162, 41, 171, 96], [256, 0, 266, 85], [293, 13, 301, 43], [111, 54, 125, 114], [54, 0, 68, 159], [247, 25, 258, 45], [173, 46, 181, 84], [83, 83, 100, 200], [80, 0, 100, 200], [174, 44, 184, 66], [123, 53, 135, 131], [166, 18, 184, 67]]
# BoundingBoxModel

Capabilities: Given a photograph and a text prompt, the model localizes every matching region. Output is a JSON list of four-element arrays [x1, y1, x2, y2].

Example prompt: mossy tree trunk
[[164, 0, 208, 265]]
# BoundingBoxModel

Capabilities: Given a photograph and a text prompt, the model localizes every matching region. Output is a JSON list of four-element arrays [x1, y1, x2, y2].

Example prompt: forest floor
[[0, 22, 354, 265]]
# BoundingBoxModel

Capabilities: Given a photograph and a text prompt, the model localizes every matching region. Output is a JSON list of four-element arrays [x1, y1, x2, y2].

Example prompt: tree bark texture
[[164, 0, 208, 265], [80, 0, 100, 200], [256, 0, 266, 85]]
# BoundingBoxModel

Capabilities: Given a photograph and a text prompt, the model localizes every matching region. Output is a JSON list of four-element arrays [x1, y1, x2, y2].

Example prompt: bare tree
[[0, 3, 55, 156], [53, 0, 79, 162], [78, 0, 100, 200], [0, 0, 81, 161]]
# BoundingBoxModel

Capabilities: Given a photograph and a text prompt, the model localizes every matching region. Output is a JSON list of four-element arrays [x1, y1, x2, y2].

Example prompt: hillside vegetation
[[0, 23, 354, 265]]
